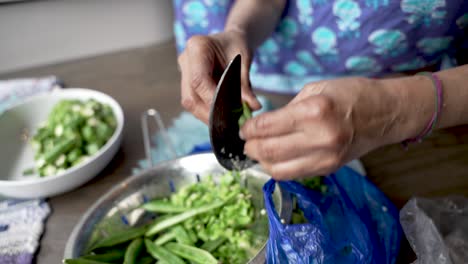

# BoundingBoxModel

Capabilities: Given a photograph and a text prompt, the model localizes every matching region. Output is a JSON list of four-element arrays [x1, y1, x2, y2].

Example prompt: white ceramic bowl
[[0, 88, 124, 199]]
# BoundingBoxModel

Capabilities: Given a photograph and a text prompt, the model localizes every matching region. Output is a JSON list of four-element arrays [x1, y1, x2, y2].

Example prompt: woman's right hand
[[178, 30, 261, 124]]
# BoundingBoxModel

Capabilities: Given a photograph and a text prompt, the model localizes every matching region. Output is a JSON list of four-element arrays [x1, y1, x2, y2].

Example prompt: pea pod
[[124, 238, 144, 264], [166, 242, 218, 264], [144, 239, 185, 264], [142, 200, 188, 213], [88, 225, 147, 252]]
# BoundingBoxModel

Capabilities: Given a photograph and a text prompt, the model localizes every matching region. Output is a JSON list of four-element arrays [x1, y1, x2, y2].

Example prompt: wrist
[[223, 26, 255, 56], [379, 75, 435, 145]]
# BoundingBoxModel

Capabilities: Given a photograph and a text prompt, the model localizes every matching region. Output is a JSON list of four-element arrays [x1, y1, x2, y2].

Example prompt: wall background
[[0, 0, 175, 74]]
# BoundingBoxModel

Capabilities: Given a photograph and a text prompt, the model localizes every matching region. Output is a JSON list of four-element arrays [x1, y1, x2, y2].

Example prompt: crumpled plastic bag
[[263, 166, 402, 264], [400, 196, 468, 264]]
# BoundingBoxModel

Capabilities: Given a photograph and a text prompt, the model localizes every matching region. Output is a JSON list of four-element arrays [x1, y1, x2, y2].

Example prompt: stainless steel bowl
[[64, 153, 292, 263]]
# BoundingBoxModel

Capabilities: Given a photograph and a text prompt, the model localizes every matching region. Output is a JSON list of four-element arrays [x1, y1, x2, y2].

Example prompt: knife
[[209, 54, 256, 171]]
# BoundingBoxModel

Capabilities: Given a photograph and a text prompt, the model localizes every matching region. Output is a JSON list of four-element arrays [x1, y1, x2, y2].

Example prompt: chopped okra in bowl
[[0, 88, 124, 198]]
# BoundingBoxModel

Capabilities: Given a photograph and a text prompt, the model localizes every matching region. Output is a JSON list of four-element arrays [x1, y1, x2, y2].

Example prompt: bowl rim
[[0, 88, 124, 186]]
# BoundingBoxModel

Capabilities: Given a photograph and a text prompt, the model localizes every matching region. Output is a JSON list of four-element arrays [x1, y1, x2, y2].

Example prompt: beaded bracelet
[[401, 72, 443, 148]]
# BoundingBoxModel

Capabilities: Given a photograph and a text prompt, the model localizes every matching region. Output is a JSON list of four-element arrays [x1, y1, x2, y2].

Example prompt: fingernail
[[239, 130, 245, 140]]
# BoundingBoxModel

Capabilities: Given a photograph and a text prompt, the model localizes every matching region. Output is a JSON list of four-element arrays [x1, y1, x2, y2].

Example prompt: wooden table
[[2, 40, 468, 263]]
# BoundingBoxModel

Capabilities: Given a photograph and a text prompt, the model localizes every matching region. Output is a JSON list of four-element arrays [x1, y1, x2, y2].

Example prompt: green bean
[[171, 225, 193, 245], [142, 200, 188, 213], [62, 258, 111, 264], [124, 238, 144, 264], [154, 232, 176, 246], [88, 225, 147, 252], [166, 242, 218, 264], [145, 197, 231, 237], [81, 250, 124, 262], [144, 239, 185, 264], [201, 237, 227, 252]]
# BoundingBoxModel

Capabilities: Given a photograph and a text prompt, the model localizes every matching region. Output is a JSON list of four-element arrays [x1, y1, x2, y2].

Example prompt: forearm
[[382, 65, 468, 144], [224, 0, 286, 52]]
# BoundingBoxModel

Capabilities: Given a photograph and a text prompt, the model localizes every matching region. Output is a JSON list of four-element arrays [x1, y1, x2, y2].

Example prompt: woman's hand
[[178, 31, 261, 124], [241, 77, 434, 180]]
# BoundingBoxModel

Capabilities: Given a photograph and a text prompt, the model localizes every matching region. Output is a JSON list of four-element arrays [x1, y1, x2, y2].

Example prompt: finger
[[240, 107, 298, 140], [186, 39, 218, 106], [261, 151, 342, 180], [240, 61, 261, 110], [244, 132, 321, 163], [180, 56, 210, 124]]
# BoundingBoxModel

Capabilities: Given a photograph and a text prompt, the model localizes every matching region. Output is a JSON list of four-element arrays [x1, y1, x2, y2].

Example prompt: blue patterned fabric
[[173, 0, 468, 94]]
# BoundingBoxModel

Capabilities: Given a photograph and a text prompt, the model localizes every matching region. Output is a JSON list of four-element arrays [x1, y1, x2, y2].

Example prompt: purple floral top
[[173, 0, 468, 94]]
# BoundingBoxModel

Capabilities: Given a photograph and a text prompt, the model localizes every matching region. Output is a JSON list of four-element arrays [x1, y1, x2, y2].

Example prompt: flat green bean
[[123, 238, 144, 264], [166, 242, 218, 264], [81, 250, 124, 262], [154, 232, 176, 246], [62, 258, 111, 264], [142, 200, 188, 213], [144, 239, 185, 264], [171, 225, 193, 245], [201, 237, 227, 252], [88, 225, 147, 252], [145, 200, 226, 237]]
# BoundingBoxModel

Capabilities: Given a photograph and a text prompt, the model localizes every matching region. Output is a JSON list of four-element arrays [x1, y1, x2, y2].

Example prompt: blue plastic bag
[[263, 166, 402, 264]]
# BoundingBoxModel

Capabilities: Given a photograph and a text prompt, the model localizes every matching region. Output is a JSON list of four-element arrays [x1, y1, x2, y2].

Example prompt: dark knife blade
[[209, 54, 256, 171]]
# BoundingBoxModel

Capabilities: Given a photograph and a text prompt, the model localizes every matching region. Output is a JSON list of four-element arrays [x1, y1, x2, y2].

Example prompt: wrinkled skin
[[178, 31, 261, 124], [240, 77, 401, 180]]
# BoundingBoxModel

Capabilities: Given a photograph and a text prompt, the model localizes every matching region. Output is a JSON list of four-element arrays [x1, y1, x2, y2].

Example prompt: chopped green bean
[[28, 99, 116, 177], [22, 167, 35, 176]]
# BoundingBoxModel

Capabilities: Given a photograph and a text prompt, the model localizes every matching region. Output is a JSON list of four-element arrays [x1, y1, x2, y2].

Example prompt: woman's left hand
[[240, 77, 431, 180]]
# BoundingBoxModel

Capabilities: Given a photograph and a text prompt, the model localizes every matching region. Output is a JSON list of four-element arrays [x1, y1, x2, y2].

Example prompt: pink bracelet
[[401, 72, 443, 148]]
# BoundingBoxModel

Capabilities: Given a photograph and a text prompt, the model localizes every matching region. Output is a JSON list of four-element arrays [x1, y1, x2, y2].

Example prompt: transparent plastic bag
[[263, 166, 402, 264], [400, 196, 468, 264]]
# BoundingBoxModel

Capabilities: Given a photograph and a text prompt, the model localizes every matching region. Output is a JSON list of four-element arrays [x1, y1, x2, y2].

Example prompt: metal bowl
[[64, 153, 292, 263]]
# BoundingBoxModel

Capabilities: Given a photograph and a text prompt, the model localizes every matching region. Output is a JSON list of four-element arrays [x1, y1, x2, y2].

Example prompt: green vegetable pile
[[27, 99, 116, 177], [64, 171, 258, 264]]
